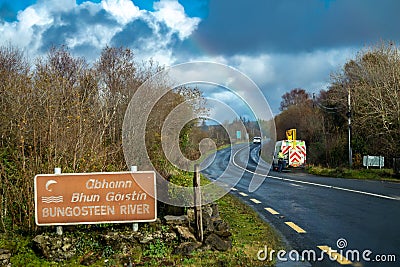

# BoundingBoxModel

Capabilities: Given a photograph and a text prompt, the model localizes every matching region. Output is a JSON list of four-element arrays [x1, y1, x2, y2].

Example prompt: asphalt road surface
[[201, 143, 400, 267]]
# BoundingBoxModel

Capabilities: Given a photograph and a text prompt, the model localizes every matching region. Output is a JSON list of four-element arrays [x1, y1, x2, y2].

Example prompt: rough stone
[[163, 231, 177, 242], [201, 209, 214, 234], [175, 225, 196, 241], [211, 203, 220, 218], [187, 208, 195, 222], [173, 242, 202, 256], [0, 248, 11, 263], [33, 234, 51, 258], [148, 218, 162, 231], [62, 243, 72, 252], [33, 234, 76, 262], [139, 234, 154, 244], [28, 202, 231, 265], [213, 220, 231, 237], [203, 206, 213, 217], [204, 233, 232, 251], [152, 230, 163, 239], [164, 205, 185, 216], [164, 215, 189, 225]]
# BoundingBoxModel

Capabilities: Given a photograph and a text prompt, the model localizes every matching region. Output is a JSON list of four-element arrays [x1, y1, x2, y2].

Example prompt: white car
[[252, 136, 261, 144]]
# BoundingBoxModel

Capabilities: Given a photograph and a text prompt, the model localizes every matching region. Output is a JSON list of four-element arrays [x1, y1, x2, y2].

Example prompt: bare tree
[[279, 88, 311, 111], [329, 41, 400, 158]]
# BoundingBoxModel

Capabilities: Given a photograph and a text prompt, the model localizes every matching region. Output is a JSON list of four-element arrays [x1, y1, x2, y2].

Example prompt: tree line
[[0, 45, 204, 232], [275, 41, 400, 167]]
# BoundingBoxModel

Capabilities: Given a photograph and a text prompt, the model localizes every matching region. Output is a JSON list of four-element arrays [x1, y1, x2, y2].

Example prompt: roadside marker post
[[54, 167, 63, 236], [131, 165, 139, 232]]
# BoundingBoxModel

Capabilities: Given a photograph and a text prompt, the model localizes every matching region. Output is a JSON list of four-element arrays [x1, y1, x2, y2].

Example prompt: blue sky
[[1, 0, 399, 116]]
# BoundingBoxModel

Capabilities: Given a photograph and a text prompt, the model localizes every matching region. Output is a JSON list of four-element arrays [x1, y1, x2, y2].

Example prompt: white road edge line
[[267, 174, 398, 201], [231, 144, 398, 201]]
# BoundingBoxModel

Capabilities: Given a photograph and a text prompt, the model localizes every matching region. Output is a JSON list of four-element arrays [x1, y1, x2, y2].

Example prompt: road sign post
[[34, 171, 156, 226], [54, 167, 63, 235], [130, 166, 139, 232]]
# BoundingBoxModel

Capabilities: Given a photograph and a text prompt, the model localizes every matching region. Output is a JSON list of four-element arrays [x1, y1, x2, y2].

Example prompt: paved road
[[201, 144, 400, 267]]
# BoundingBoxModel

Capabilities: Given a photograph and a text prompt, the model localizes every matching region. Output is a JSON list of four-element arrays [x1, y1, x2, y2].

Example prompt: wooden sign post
[[193, 164, 203, 242]]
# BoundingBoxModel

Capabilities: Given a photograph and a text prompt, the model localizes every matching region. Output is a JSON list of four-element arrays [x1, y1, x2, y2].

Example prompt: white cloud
[[66, 24, 119, 50], [208, 90, 238, 103], [153, 0, 200, 39], [43, 0, 76, 13], [268, 49, 355, 92], [101, 0, 141, 24], [230, 54, 276, 85], [17, 7, 49, 28], [0, 0, 356, 116], [182, 49, 355, 115], [0, 1, 76, 50], [79, 1, 102, 15], [0, 4, 54, 49], [179, 49, 351, 113], [0, 0, 201, 64]]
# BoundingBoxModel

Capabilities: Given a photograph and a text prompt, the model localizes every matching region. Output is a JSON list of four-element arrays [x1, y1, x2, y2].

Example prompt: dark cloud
[[72, 42, 102, 60], [39, 24, 78, 53], [73, 8, 118, 26], [111, 18, 154, 48], [110, 17, 181, 53], [184, 0, 400, 56], [3, 0, 392, 116], [39, 7, 117, 53]]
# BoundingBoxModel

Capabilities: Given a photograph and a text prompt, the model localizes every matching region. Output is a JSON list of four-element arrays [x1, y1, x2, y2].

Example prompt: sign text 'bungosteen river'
[[34, 172, 156, 225]]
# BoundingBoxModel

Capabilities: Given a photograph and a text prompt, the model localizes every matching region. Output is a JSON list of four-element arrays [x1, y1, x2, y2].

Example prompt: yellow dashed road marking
[[317, 245, 352, 265], [250, 198, 261, 204], [265, 207, 280, 215], [239, 192, 248, 197], [230, 188, 237, 191], [285, 221, 307, 233]]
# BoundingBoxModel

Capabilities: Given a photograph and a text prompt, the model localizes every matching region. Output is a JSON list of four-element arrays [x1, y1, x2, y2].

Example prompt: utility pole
[[347, 86, 353, 168]]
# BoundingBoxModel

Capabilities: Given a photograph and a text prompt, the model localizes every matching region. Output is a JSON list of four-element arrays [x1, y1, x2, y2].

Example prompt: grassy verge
[[0, 189, 281, 266], [165, 170, 282, 266], [307, 165, 399, 182], [213, 193, 282, 266]]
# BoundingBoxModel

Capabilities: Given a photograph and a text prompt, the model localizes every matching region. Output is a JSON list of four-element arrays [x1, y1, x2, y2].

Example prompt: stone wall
[[30, 203, 231, 265]]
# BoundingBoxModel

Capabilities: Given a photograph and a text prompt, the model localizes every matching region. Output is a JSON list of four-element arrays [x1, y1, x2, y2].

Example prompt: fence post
[[193, 164, 203, 242], [54, 167, 63, 236], [130, 166, 139, 232]]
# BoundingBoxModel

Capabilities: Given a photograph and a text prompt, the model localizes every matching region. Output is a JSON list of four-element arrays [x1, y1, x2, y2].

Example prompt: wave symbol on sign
[[41, 196, 63, 203]]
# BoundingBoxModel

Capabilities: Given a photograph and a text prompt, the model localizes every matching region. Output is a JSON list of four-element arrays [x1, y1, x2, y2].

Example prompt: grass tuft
[[307, 165, 398, 181]]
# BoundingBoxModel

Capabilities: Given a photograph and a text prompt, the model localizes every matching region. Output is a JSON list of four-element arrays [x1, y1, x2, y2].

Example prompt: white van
[[272, 140, 306, 170]]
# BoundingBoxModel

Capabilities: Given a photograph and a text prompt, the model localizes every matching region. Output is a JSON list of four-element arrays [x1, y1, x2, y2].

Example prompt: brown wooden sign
[[34, 171, 156, 225]]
